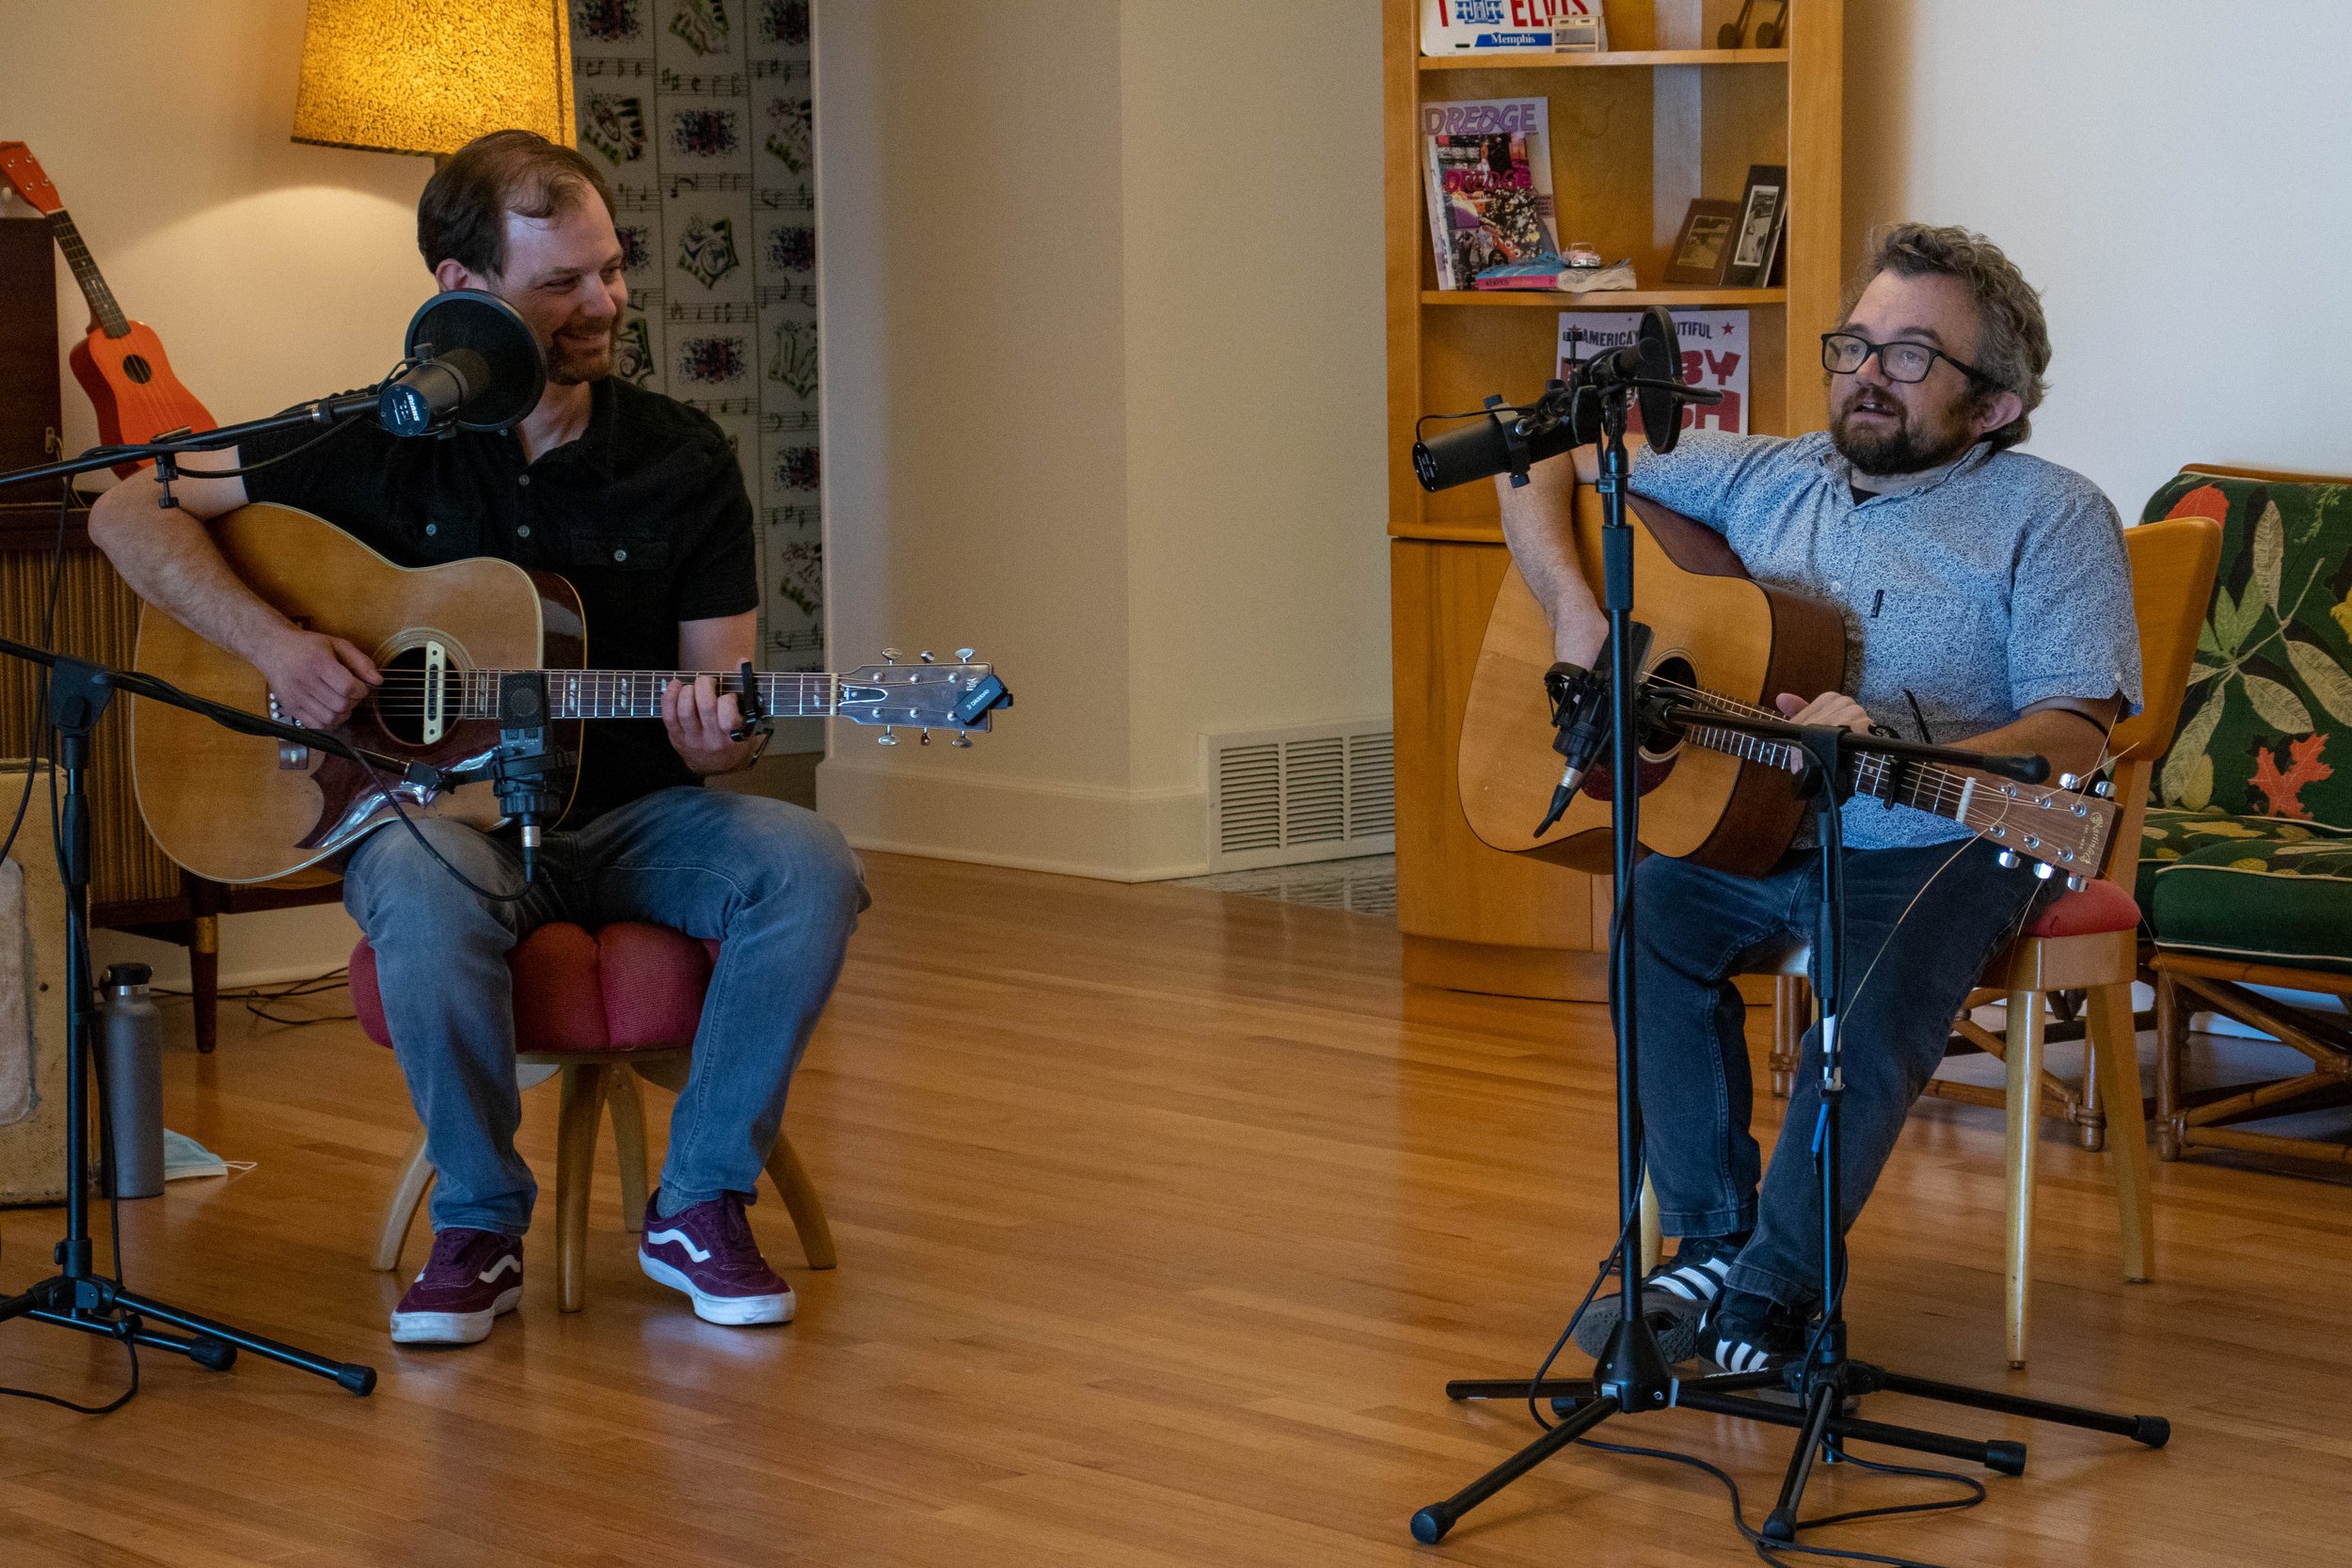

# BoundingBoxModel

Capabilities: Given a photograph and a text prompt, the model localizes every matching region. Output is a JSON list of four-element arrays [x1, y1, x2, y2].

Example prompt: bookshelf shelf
[[1422, 287, 1789, 309], [1419, 48, 1788, 70], [1385, 0, 1844, 1002]]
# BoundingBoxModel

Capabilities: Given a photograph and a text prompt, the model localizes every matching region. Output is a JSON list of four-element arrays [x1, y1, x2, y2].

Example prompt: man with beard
[[86, 131, 866, 1346], [1496, 224, 2140, 1371]]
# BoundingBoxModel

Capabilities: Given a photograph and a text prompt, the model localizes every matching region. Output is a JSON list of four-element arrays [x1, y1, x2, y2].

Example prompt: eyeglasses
[[1820, 331, 1992, 386]]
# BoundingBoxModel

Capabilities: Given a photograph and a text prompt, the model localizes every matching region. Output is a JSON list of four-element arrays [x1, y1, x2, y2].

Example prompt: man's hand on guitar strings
[[1772, 690, 1870, 773], [255, 625, 380, 729], [662, 674, 755, 776]]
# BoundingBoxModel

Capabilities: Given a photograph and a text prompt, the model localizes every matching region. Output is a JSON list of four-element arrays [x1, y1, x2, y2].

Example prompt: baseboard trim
[[817, 759, 1209, 882]]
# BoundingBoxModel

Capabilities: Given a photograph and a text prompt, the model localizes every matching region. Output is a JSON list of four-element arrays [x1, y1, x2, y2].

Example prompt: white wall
[[816, 0, 1391, 880], [1844, 0, 2352, 510]]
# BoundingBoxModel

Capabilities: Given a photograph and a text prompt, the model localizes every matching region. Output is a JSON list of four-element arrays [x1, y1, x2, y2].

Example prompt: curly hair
[[418, 130, 616, 279], [1845, 223, 2050, 451]]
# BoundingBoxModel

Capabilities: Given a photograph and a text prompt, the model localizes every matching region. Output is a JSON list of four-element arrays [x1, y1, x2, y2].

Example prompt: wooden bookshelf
[[1385, 0, 1843, 1001]]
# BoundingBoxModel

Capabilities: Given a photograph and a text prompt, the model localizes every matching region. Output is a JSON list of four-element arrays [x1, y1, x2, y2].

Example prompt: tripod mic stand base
[[0, 1268, 377, 1398]]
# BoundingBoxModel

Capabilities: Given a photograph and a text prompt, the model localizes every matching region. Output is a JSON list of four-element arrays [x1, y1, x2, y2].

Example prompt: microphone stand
[[0, 428, 394, 1400], [1408, 401, 2167, 1544]]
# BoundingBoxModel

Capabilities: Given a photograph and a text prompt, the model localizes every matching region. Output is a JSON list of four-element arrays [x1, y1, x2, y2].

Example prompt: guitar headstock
[[0, 143, 63, 215], [836, 649, 1013, 746], [1972, 768, 2119, 888]]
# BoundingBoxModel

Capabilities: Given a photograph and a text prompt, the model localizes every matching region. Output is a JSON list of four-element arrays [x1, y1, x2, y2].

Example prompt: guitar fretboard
[[46, 210, 128, 338], [1663, 683, 2108, 870], [451, 669, 843, 721]]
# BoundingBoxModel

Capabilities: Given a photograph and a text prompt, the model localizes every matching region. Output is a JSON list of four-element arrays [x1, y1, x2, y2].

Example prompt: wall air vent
[[1203, 719, 1396, 872]]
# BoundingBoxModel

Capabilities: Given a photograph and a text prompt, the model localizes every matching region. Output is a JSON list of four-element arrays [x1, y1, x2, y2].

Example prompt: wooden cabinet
[[1384, 0, 1843, 999]]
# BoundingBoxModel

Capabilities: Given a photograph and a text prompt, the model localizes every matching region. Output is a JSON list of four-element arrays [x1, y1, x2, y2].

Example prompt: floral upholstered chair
[[2137, 466, 2352, 1165]]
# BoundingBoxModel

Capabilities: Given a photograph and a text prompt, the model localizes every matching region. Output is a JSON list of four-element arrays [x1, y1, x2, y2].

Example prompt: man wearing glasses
[[1495, 223, 2141, 1373]]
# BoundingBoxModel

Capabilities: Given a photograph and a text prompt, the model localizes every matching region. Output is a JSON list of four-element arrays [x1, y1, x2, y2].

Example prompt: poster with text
[[1555, 309, 1750, 436]]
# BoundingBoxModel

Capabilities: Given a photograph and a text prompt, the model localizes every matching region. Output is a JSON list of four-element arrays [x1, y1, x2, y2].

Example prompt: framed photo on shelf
[[1662, 198, 1742, 286], [1724, 165, 1788, 288]]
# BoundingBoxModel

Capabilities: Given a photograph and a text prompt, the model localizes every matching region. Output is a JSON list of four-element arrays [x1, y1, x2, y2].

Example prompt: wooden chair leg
[[373, 1127, 434, 1273], [609, 1068, 651, 1232], [555, 1063, 611, 1312], [2003, 987, 2045, 1369], [2153, 970, 2185, 1161], [186, 873, 222, 1055], [1637, 1170, 1662, 1275], [763, 1132, 837, 1271], [2085, 981, 2154, 1284]]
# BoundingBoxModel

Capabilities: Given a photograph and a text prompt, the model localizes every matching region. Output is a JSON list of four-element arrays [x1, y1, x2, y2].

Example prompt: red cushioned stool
[[353, 921, 836, 1312]]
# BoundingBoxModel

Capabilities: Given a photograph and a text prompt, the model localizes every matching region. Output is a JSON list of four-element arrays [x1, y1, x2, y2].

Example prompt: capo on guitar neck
[[727, 658, 774, 760]]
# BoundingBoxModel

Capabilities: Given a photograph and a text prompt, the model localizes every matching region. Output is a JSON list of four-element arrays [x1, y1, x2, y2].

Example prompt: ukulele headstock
[[0, 143, 63, 215]]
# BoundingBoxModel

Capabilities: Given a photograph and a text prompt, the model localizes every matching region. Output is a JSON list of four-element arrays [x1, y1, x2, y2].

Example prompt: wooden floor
[[2, 853, 2347, 1567]]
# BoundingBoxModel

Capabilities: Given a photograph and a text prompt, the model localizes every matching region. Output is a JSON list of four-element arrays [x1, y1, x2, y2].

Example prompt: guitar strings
[[1638, 673, 2099, 863]]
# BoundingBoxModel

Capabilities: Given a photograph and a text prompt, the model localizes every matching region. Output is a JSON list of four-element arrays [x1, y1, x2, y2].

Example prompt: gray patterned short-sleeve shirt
[[1629, 431, 2143, 850]]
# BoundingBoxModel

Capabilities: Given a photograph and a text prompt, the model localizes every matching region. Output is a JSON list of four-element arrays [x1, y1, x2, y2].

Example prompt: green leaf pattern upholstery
[[2136, 473, 2352, 969]]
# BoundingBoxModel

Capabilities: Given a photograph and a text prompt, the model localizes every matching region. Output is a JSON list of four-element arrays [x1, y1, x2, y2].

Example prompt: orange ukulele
[[0, 141, 215, 474]]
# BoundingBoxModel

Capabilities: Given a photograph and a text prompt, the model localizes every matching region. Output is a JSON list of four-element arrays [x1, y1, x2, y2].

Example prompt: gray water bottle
[[99, 962, 165, 1198]]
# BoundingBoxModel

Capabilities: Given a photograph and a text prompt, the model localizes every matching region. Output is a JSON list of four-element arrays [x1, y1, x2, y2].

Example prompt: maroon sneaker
[[638, 1190, 795, 1324], [389, 1227, 523, 1345]]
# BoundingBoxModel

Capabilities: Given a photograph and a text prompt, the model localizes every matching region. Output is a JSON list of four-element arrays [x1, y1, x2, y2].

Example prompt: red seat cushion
[[350, 922, 716, 1054], [2024, 877, 2142, 939]]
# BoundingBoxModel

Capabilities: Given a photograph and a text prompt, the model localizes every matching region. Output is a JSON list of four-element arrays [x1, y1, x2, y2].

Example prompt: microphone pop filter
[[1635, 305, 1686, 454], [401, 290, 546, 433]]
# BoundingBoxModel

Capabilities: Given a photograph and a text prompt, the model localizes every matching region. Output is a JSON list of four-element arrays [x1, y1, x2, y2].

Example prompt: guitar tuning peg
[[1994, 849, 2022, 870], [882, 648, 902, 664], [919, 650, 934, 663], [2033, 861, 2057, 880], [2058, 772, 2081, 790], [918, 728, 931, 745], [877, 727, 898, 746], [950, 733, 974, 749], [2066, 874, 2088, 892], [2092, 778, 2114, 798], [956, 647, 976, 662]]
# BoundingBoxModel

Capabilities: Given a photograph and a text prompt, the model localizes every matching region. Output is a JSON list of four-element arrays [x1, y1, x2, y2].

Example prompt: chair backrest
[[2139, 465, 2352, 829], [2096, 515, 2223, 879]]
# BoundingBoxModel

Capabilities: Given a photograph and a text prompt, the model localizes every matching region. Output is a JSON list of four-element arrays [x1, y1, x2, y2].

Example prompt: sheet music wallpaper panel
[[569, 0, 820, 749]]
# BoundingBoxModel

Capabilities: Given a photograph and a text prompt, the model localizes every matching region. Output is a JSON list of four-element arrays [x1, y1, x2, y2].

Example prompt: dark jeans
[[344, 786, 868, 1235], [1630, 837, 2046, 1309]]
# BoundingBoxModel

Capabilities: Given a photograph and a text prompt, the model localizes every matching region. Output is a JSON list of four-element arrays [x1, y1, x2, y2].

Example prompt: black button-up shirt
[[244, 377, 758, 823]]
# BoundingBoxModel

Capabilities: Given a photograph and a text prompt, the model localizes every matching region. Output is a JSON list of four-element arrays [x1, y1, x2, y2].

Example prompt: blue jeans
[[1630, 837, 2047, 1309], [344, 786, 868, 1235]]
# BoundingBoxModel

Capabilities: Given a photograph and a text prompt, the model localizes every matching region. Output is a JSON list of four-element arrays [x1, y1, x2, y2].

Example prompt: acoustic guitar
[[0, 141, 216, 475], [1457, 494, 2116, 881], [132, 504, 1011, 884]]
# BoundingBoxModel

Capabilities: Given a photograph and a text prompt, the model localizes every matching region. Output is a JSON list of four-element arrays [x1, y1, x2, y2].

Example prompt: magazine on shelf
[[1421, 97, 1560, 291], [1420, 0, 1608, 55], [1557, 309, 1751, 436]]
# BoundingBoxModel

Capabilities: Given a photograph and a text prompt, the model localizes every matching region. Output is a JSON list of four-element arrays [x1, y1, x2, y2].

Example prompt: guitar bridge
[[267, 693, 310, 770]]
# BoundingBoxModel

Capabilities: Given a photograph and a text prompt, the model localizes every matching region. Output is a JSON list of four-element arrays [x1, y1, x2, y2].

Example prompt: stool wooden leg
[[1637, 1171, 1662, 1275], [2004, 987, 2044, 1369], [2087, 981, 2154, 1284], [374, 1128, 434, 1273], [555, 1063, 611, 1312], [2153, 971, 2185, 1161], [764, 1133, 837, 1270], [609, 1069, 651, 1232]]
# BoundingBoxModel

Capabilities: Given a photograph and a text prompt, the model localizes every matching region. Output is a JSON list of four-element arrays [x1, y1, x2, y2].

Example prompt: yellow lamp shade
[[292, 0, 576, 158]]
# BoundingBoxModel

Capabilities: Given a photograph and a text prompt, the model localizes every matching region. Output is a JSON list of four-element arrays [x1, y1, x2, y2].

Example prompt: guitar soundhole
[[372, 645, 445, 748], [121, 354, 153, 384], [1640, 655, 1698, 757]]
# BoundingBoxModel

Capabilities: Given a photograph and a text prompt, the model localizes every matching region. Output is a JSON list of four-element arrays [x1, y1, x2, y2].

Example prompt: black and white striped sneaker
[[1570, 1234, 1744, 1363], [1703, 1289, 1809, 1375]]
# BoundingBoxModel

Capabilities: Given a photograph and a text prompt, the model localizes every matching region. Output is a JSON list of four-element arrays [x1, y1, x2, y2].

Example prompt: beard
[[544, 314, 618, 385], [1828, 386, 1981, 476]]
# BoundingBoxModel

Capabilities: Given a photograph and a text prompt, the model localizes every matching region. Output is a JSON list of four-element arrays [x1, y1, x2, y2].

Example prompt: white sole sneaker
[[639, 1252, 795, 1325], [389, 1284, 522, 1345]]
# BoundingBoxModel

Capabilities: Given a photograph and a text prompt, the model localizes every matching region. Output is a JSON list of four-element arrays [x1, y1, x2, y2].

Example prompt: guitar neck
[[1677, 705, 2106, 870], [454, 669, 841, 720], [46, 209, 129, 338]]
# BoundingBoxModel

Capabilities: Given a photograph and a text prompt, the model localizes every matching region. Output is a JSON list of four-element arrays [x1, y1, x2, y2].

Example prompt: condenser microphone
[[376, 290, 547, 437]]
